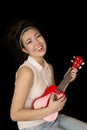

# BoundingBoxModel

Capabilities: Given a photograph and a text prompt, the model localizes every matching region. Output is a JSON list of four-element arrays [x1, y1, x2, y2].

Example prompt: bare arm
[[10, 66, 52, 121]]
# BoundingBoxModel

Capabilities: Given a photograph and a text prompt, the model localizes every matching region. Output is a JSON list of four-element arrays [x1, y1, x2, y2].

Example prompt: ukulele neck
[[57, 67, 73, 92]]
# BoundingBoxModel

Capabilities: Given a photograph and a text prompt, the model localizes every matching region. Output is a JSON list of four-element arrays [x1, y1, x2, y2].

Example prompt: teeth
[[37, 46, 42, 51]]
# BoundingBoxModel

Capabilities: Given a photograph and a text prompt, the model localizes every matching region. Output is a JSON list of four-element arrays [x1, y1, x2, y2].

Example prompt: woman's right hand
[[48, 94, 67, 114]]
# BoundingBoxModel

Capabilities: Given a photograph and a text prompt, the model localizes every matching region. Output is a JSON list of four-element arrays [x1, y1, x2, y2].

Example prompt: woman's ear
[[22, 48, 29, 54]]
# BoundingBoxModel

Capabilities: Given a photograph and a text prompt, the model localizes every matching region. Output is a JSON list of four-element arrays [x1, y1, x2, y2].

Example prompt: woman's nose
[[34, 39, 40, 45]]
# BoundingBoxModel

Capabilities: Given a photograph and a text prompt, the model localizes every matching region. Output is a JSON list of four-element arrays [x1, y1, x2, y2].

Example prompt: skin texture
[[10, 28, 78, 121]]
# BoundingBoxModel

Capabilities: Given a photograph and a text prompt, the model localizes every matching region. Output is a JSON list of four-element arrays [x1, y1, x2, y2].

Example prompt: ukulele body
[[32, 85, 64, 121]]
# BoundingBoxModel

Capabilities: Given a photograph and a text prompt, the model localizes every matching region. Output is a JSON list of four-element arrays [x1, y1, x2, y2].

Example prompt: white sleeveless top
[[16, 56, 53, 130]]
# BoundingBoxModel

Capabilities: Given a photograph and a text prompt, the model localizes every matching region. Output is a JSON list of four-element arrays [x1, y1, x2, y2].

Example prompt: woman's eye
[[27, 41, 32, 44], [37, 34, 41, 38]]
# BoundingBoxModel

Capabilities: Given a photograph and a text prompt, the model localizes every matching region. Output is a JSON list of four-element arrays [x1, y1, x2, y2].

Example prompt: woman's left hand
[[69, 67, 78, 82], [64, 67, 78, 83]]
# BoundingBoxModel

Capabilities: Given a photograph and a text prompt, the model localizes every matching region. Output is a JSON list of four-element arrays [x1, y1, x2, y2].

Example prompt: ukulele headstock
[[71, 55, 85, 69]]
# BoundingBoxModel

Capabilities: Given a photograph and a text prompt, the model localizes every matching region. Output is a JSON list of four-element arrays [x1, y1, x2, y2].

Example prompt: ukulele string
[[57, 67, 73, 92]]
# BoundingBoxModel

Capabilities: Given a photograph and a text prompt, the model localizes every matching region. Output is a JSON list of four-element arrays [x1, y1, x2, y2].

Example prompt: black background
[[0, 2, 87, 130]]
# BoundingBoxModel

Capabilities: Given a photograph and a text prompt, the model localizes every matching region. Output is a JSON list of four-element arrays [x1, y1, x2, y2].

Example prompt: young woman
[[8, 19, 87, 130]]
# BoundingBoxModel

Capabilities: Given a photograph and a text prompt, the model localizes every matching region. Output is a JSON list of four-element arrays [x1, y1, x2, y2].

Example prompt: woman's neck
[[31, 56, 44, 67]]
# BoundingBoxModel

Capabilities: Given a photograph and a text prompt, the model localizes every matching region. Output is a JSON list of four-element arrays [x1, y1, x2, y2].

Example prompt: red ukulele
[[32, 56, 84, 122]]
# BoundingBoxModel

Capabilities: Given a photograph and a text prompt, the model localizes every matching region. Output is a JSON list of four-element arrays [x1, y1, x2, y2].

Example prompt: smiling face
[[21, 28, 47, 60]]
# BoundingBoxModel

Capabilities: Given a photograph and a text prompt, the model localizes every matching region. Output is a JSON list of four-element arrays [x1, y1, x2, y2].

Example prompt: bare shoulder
[[48, 63, 55, 84], [16, 65, 34, 81], [18, 65, 33, 74], [48, 63, 54, 72]]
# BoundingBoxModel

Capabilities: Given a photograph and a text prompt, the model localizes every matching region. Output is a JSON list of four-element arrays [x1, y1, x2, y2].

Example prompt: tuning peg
[[79, 66, 82, 69], [71, 60, 73, 62], [71, 55, 77, 62], [71, 56, 76, 62], [82, 62, 85, 65], [73, 56, 76, 59]]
